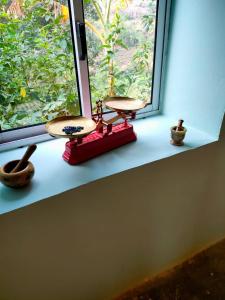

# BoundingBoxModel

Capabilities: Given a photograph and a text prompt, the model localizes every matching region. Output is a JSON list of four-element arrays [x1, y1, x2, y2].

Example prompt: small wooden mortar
[[0, 145, 36, 188], [170, 120, 187, 146]]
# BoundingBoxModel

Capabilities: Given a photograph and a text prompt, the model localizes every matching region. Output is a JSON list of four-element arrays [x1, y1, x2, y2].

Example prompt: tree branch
[[106, 0, 112, 23], [85, 19, 105, 44], [92, 0, 105, 28]]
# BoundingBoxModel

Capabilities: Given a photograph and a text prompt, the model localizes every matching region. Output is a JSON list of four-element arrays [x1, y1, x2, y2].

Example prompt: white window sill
[[0, 115, 216, 215]]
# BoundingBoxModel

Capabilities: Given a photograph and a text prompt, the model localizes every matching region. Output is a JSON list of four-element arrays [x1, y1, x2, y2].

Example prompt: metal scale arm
[[93, 99, 137, 133]]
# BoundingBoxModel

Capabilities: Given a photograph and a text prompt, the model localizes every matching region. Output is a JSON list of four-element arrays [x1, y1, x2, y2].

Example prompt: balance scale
[[46, 96, 147, 164]]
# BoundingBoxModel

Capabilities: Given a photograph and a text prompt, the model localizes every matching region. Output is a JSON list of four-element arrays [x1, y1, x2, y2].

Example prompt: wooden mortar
[[0, 160, 35, 188], [0, 144, 36, 188]]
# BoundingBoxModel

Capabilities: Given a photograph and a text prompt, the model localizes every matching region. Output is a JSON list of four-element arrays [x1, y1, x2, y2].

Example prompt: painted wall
[[0, 120, 224, 300], [163, 0, 225, 137], [0, 0, 225, 299]]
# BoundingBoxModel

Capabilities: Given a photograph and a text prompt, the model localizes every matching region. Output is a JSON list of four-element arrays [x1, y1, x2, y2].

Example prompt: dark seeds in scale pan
[[62, 126, 84, 135]]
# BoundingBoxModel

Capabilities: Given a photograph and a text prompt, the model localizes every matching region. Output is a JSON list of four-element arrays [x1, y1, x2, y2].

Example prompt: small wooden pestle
[[176, 119, 184, 132], [11, 144, 37, 173]]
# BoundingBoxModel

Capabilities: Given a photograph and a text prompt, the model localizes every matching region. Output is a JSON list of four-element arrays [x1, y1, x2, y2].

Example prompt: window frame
[[0, 0, 171, 151]]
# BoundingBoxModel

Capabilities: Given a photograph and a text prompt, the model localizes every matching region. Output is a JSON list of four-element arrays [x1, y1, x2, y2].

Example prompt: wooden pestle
[[11, 144, 37, 173], [176, 119, 184, 132]]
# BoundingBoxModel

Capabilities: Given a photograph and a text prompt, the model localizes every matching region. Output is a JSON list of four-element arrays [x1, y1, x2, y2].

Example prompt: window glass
[[0, 0, 80, 131], [83, 0, 157, 112]]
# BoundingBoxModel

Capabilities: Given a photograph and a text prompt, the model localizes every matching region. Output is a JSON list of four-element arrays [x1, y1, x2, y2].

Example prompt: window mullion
[[149, 0, 169, 111], [69, 0, 92, 118]]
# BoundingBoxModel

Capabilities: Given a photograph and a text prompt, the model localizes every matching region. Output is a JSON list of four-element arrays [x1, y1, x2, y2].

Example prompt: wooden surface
[[46, 116, 97, 139], [104, 96, 147, 112]]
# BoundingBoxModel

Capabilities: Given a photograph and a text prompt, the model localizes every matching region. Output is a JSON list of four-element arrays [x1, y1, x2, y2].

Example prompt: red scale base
[[63, 123, 137, 165]]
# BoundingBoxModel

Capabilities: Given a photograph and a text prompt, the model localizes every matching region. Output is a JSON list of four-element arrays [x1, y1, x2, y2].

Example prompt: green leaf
[[59, 39, 67, 50]]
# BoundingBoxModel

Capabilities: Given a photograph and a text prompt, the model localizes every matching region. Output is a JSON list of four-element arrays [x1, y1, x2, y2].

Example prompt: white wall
[[0, 120, 224, 300], [162, 0, 225, 137]]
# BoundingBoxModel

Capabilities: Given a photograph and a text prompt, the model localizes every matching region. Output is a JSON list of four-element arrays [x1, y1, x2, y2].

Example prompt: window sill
[[0, 115, 216, 215]]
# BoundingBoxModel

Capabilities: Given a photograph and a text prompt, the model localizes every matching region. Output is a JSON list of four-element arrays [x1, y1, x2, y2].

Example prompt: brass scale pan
[[46, 97, 147, 139]]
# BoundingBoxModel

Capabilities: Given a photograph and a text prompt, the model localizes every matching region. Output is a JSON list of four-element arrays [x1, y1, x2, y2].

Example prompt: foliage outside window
[[0, 0, 159, 134], [84, 0, 157, 109], [0, 0, 79, 131]]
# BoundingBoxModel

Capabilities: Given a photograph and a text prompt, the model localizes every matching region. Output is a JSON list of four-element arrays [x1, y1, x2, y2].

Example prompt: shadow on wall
[[0, 114, 224, 300], [219, 113, 225, 139]]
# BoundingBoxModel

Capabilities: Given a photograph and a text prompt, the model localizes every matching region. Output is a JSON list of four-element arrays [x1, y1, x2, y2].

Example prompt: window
[[0, 0, 170, 147], [84, 0, 158, 110]]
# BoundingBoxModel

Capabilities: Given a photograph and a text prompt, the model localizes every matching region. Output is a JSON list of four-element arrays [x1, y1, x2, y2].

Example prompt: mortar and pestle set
[[0, 144, 36, 188], [170, 119, 187, 146]]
